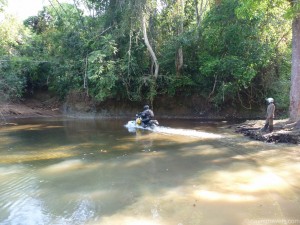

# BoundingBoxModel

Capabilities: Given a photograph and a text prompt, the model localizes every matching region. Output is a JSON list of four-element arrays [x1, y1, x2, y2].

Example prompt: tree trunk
[[290, 15, 300, 122], [194, 0, 210, 27], [215, 0, 221, 5], [176, 48, 183, 75], [84, 55, 89, 96], [194, 0, 200, 27], [175, 0, 184, 75], [142, 14, 159, 79]]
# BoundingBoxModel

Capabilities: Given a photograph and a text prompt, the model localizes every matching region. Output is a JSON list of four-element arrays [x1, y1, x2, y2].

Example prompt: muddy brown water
[[0, 118, 299, 225]]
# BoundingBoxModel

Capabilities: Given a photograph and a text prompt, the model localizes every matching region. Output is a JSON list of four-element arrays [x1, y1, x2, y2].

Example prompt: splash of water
[[125, 121, 222, 139], [153, 126, 222, 139]]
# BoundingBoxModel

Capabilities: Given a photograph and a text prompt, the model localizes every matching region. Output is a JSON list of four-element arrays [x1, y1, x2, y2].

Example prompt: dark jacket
[[141, 109, 154, 123]]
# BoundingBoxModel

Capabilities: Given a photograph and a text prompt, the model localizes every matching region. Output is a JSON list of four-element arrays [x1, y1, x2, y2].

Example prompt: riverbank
[[0, 97, 62, 123], [1, 98, 300, 144], [234, 119, 300, 144]]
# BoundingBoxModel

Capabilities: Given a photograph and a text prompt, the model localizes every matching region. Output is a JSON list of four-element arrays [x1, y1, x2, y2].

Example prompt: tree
[[0, 13, 31, 102], [199, 0, 288, 107], [142, 13, 159, 79], [0, 0, 6, 12], [1, 0, 292, 115], [194, 0, 211, 27], [87, 35, 119, 100], [175, 0, 184, 75], [23, 3, 89, 97], [289, 1, 300, 122], [237, 0, 300, 121]]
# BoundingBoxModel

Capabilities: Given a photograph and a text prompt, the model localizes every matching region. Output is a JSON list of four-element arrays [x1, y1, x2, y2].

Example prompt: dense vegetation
[[1, 0, 299, 118]]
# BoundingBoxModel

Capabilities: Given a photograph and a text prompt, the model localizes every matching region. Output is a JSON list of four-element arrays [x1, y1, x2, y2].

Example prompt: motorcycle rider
[[141, 105, 154, 127]]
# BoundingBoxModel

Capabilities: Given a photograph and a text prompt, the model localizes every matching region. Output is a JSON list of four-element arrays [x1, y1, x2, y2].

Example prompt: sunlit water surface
[[0, 118, 300, 225]]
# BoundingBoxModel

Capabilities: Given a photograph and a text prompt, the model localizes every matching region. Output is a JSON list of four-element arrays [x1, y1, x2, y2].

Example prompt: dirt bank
[[1, 92, 300, 145], [0, 97, 62, 123], [234, 119, 300, 144], [63, 91, 268, 119]]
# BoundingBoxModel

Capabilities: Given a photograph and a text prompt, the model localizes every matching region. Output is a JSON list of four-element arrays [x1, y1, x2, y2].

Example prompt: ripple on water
[[0, 166, 49, 225], [1, 119, 300, 225], [0, 170, 37, 208]]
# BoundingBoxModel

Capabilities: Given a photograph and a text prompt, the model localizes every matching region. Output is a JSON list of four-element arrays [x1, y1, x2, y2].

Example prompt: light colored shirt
[[267, 103, 275, 119]]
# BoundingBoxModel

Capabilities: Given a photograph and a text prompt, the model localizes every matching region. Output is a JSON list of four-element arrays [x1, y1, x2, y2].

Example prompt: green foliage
[[199, 0, 258, 104], [22, 3, 88, 97], [0, 0, 293, 113], [0, 0, 6, 12], [197, 0, 291, 107], [0, 74, 25, 102], [47, 63, 80, 98], [0, 58, 28, 101], [87, 35, 119, 101], [0, 14, 31, 55], [236, 0, 293, 20], [0, 14, 32, 101]]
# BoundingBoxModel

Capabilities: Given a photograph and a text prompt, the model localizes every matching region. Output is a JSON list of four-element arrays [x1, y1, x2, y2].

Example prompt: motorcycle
[[125, 113, 159, 132], [135, 113, 159, 129]]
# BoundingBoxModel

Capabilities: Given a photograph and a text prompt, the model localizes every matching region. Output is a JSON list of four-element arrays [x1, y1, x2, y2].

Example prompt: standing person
[[261, 98, 275, 132], [141, 105, 154, 126]]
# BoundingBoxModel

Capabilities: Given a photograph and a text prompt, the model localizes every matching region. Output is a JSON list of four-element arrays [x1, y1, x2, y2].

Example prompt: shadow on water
[[0, 118, 300, 225]]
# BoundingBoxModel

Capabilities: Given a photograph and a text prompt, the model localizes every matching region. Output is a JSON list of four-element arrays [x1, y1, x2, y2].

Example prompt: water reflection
[[0, 118, 300, 225]]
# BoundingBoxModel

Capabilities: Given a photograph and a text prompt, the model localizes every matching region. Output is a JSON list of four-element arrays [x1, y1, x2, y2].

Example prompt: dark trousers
[[262, 118, 273, 132]]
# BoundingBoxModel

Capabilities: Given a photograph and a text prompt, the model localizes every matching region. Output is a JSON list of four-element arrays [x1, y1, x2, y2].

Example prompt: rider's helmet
[[143, 105, 149, 110], [266, 98, 274, 103]]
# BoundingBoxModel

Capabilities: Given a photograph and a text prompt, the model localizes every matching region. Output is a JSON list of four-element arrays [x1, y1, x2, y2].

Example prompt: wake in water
[[125, 121, 222, 139], [124, 121, 150, 133], [153, 126, 222, 138]]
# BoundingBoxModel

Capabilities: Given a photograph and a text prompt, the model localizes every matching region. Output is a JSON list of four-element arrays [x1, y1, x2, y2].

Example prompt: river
[[0, 118, 299, 225]]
